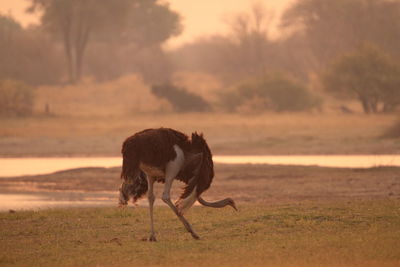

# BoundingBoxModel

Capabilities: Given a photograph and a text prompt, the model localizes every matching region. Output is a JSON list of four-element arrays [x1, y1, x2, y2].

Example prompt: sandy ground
[[1, 164, 399, 209]]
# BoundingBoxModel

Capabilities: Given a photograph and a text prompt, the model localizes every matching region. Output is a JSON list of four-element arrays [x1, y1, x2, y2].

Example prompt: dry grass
[[33, 72, 226, 116], [1, 200, 399, 266], [34, 75, 172, 116], [0, 112, 398, 156]]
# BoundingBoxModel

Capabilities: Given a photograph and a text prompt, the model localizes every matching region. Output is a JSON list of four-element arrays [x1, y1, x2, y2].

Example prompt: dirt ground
[[1, 164, 399, 205]]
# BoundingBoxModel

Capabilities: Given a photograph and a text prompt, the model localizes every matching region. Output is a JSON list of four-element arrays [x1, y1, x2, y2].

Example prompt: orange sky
[[0, 0, 293, 47], [165, 0, 294, 47]]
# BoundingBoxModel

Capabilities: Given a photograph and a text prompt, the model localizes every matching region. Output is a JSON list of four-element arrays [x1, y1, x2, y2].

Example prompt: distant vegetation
[[0, 80, 34, 116], [151, 83, 210, 112], [223, 73, 320, 112], [171, 0, 400, 114], [0, 14, 63, 85], [382, 117, 400, 139], [1, 0, 400, 116], [28, 0, 181, 84], [323, 44, 400, 114]]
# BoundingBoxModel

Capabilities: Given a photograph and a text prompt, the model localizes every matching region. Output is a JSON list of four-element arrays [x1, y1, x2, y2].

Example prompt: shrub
[[0, 80, 34, 116], [151, 83, 210, 112], [382, 116, 400, 138], [223, 73, 320, 112]]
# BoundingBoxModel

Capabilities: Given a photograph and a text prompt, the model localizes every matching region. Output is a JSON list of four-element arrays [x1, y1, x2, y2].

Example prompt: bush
[[151, 83, 210, 112], [0, 80, 34, 116], [382, 116, 400, 139], [223, 73, 320, 112]]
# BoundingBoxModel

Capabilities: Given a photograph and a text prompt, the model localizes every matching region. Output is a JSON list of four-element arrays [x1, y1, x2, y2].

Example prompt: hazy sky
[[0, 0, 294, 47], [166, 0, 294, 47]]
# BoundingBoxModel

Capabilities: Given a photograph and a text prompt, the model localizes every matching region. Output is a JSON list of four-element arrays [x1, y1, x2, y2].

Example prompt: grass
[[1, 200, 399, 266]]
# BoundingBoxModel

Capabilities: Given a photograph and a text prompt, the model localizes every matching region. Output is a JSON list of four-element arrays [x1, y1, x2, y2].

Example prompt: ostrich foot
[[190, 232, 200, 240]]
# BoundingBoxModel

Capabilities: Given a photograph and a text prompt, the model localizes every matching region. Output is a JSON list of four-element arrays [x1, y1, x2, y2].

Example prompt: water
[[215, 155, 400, 168], [0, 192, 117, 211], [0, 157, 122, 177], [0, 192, 188, 211], [1, 155, 399, 177], [1, 155, 399, 211]]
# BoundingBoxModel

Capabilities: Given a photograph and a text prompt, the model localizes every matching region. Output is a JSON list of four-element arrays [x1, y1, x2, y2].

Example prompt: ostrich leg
[[161, 146, 200, 240], [161, 177, 200, 240], [147, 176, 157, 241]]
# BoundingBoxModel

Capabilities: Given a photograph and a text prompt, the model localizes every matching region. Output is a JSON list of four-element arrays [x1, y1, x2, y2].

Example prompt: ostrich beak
[[229, 199, 238, 211]]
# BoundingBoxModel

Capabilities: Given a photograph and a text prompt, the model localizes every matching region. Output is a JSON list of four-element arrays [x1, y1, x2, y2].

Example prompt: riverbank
[[1, 163, 399, 265], [1, 164, 399, 211], [1, 113, 399, 157]]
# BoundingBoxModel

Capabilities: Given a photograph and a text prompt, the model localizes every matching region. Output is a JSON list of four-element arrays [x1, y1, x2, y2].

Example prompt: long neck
[[198, 197, 237, 211]]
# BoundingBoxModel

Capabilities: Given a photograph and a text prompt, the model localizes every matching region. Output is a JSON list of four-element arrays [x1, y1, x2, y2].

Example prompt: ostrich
[[119, 128, 237, 241]]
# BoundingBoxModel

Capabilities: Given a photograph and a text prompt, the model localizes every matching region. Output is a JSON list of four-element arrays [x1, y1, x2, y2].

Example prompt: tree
[[0, 14, 63, 85], [28, 0, 181, 83], [28, 0, 129, 83], [86, 0, 182, 83], [323, 44, 400, 114], [120, 0, 182, 46], [226, 2, 274, 77], [170, 2, 279, 83], [281, 0, 400, 70], [0, 13, 21, 43]]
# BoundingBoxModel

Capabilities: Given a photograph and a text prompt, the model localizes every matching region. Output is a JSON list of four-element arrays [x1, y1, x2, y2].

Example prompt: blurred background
[[1, 0, 400, 225], [0, 0, 400, 156]]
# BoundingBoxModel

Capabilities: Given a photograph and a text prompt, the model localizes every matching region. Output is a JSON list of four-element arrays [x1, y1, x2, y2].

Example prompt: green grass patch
[[1, 200, 399, 266]]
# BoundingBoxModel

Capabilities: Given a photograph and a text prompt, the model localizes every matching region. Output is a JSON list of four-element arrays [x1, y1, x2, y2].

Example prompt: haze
[[0, 0, 293, 47], [1, 0, 400, 264]]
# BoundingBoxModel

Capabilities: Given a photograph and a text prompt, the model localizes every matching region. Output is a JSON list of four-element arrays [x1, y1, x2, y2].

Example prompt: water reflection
[[0, 192, 189, 211], [0, 157, 121, 177], [0, 192, 117, 211], [215, 155, 400, 168]]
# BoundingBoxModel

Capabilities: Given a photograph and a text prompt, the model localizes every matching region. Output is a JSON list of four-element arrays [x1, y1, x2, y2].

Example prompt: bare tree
[[226, 2, 275, 76], [281, 0, 400, 70], [28, 0, 131, 83]]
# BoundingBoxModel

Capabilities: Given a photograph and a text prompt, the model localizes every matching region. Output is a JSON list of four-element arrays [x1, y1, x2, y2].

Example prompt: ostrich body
[[119, 128, 237, 241]]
